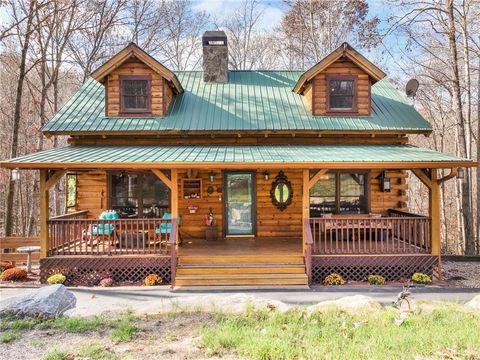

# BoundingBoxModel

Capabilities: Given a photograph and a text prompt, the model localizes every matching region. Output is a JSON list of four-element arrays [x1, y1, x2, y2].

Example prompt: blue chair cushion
[[91, 224, 115, 236], [155, 213, 180, 234]]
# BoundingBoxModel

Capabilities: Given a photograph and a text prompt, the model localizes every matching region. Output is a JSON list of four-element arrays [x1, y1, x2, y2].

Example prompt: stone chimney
[[202, 31, 228, 83]]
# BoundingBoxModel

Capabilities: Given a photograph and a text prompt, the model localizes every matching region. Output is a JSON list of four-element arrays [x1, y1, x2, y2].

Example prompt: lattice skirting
[[311, 255, 439, 284], [40, 256, 172, 286]]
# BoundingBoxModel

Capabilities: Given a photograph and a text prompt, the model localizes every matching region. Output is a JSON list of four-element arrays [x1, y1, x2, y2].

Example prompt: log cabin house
[[1, 31, 475, 288]]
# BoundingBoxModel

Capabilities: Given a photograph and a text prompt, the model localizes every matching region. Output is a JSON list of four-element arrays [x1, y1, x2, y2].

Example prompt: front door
[[224, 171, 256, 236]]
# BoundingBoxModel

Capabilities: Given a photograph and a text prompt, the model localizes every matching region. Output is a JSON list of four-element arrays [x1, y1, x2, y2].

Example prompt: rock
[[0, 284, 76, 319], [168, 294, 290, 314], [307, 295, 381, 313], [465, 295, 480, 312]]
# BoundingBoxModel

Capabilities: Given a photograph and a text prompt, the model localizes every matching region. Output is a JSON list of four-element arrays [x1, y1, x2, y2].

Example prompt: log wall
[[311, 59, 371, 116], [72, 168, 407, 238], [105, 58, 174, 117], [75, 170, 108, 218], [369, 170, 408, 214]]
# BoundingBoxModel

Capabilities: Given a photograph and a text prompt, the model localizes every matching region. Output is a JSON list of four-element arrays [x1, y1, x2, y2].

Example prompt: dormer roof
[[293, 42, 386, 94], [90, 42, 184, 94]]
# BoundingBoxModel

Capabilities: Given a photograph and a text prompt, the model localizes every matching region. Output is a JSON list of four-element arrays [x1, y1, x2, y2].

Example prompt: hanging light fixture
[[11, 169, 20, 182], [379, 171, 391, 192], [209, 171, 216, 182], [456, 167, 465, 180], [263, 170, 270, 181]]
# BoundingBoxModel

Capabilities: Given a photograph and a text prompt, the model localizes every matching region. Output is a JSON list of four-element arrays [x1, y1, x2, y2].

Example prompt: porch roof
[[1, 144, 474, 169]]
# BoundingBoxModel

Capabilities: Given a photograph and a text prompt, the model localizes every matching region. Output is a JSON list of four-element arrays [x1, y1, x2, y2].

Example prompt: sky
[[192, 0, 287, 31], [192, 0, 394, 32]]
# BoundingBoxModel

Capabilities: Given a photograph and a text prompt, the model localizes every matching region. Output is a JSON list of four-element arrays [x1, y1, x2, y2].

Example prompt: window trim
[[119, 75, 152, 115], [326, 75, 358, 114], [309, 170, 370, 215]]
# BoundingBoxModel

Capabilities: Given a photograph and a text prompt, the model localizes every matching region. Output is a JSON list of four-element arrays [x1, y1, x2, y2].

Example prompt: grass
[[110, 312, 138, 343], [1, 331, 18, 343], [41, 348, 71, 360], [78, 342, 118, 360], [200, 303, 480, 360], [51, 315, 106, 333]]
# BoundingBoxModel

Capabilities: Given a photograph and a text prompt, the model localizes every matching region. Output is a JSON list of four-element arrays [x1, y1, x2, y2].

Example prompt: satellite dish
[[406, 79, 419, 97]]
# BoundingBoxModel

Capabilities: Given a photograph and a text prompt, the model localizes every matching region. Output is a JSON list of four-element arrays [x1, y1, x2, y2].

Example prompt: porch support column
[[171, 169, 178, 223], [39, 170, 49, 258], [302, 169, 310, 253], [429, 169, 441, 257], [152, 168, 179, 243]]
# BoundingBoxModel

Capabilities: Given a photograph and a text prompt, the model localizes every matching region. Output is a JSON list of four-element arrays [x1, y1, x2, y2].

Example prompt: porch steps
[[175, 255, 308, 287]]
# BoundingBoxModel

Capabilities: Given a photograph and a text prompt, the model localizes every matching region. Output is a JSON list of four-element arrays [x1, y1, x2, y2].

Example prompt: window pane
[[110, 173, 139, 217], [339, 173, 366, 213], [110, 172, 170, 218], [142, 173, 170, 217], [122, 79, 148, 110], [310, 173, 336, 214], [329, 79, 355, 110]]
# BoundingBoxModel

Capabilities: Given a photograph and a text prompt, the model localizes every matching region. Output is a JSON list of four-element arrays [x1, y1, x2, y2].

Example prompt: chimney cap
[[202, 30, 227, 46]]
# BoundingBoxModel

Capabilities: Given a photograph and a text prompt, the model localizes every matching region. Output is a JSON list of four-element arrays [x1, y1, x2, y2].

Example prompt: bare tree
[[277, 0, 380, 70], [154, 0, 209, 70], [67, 0, 127, 81], [4, 0, 38, 237]]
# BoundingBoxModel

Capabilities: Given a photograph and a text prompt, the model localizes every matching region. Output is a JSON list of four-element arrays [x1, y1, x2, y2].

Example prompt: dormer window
[[327, 75, 357, 113], [120, 76, 151, 114]]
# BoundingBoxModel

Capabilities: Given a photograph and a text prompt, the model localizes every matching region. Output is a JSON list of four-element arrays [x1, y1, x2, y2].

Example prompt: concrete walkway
[[1, 285, 478, 316]]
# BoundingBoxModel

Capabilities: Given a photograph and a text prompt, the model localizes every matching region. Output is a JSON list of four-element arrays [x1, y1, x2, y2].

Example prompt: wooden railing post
[[39, 169, 49, 258], [169, 218, 178, 287], [303, 219, 313, 285]]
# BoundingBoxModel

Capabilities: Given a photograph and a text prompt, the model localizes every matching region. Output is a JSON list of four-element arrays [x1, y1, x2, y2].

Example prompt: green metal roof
[[2, 145, 471, 169], [41, 71, 432, 134]]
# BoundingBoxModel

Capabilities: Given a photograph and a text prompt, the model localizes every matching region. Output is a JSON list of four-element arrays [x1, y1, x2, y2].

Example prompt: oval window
[[270, 171, 292, 211]]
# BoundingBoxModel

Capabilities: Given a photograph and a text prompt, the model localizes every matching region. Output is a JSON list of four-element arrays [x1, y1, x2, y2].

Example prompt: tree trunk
[[477, 55, 480, 254], [446, 0, 475, 254], [4, 0, 36, 237]]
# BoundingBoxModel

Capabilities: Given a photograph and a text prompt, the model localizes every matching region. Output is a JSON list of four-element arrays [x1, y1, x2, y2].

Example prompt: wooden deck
[[178, 237, 302, 257]]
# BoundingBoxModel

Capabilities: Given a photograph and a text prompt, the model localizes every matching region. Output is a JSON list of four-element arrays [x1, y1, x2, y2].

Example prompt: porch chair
[[83, 211, 119, 247], [154, 213, 182, 245]]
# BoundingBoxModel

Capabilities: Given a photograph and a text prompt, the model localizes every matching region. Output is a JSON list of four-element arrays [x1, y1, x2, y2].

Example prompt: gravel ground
[[443, 261, 480, 288], [1, 313, 241, 360]]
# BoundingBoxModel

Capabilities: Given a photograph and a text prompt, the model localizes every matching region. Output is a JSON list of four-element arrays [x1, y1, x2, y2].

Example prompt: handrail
[[309, 215, 430, 255], [387, 209, 428, 218], [47, 217, 172, 256], [49, 210, 89, 220], [169, 218, 178, 287], [169, 218, 178, 245], [303, 219, 313, 285], [304, 219, 313, 245]]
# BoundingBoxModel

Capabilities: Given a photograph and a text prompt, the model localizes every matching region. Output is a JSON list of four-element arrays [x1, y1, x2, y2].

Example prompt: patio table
[[16, 245, 40, 273]]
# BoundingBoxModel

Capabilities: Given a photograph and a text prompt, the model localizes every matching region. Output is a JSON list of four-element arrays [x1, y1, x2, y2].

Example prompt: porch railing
[[47, 217, 174, 256], [169, 219, 178, 287], [304, 219, 313, 285], [49, 210, 89, 220], [309, 211, 430, 255]]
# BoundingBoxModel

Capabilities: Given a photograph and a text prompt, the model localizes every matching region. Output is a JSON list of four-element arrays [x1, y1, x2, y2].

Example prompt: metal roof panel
[[41, 71, 433, 134]]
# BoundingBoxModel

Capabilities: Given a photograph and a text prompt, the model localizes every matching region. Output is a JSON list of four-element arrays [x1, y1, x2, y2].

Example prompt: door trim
[[223, 170, 256, 237]]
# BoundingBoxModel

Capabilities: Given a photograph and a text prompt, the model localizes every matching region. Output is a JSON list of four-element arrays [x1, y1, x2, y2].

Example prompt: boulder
[[465, 295, 480, 312], [307, 295, 381, 313], [0, 284, 76, 319]]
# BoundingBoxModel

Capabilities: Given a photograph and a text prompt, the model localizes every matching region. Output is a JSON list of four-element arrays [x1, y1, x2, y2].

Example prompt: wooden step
[[174, 273, 308, 286], [173, 285, 310, 291], [178, 255, 304, 265], [176, 265, 305, 275]]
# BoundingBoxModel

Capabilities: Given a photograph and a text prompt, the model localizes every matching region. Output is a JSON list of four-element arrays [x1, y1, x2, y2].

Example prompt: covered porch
[[1, 144, 474, 286]]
